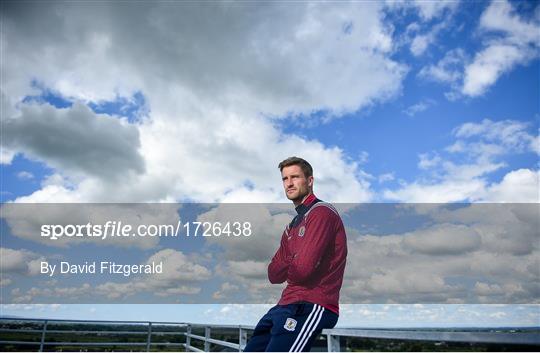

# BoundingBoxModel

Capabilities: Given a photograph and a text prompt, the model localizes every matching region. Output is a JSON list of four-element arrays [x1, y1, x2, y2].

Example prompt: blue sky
[[1, 0, 539, 327]]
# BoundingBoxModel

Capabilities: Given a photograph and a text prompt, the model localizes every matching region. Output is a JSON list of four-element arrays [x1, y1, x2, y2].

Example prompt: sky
[[1, 0, 539, 327]]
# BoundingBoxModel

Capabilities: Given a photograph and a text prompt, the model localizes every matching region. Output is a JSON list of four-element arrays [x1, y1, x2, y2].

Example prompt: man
[[244, 157, 347, 352]]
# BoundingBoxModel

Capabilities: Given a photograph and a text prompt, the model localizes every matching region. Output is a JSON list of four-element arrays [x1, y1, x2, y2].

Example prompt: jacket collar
[[295, 193, 318, 216]]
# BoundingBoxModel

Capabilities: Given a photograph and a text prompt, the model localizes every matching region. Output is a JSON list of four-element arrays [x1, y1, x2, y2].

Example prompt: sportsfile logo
[[40, 221, 252, 240]]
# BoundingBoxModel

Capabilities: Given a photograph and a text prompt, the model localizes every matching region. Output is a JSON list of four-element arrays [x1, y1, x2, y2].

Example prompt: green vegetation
[[0, 321, 186, 352]]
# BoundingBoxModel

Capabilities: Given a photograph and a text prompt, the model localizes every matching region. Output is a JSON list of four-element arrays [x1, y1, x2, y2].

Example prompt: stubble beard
[[286, 189, 309, 204]]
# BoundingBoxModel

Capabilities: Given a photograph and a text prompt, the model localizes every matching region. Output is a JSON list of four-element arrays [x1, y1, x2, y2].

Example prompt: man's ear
[[308, 176, 314, 188]]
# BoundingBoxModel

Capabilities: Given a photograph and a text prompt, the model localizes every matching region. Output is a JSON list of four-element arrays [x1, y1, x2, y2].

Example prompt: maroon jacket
[[268, 194, 347, 315]]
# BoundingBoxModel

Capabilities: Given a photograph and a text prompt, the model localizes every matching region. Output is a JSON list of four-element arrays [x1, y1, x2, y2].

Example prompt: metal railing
[[322, 327, 540, 351], [0, 318, 187, 351], [0, 317, 538, 352]]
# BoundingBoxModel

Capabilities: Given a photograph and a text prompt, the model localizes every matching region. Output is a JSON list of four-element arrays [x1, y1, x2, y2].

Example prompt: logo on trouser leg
[[284, 318, 297, 331]]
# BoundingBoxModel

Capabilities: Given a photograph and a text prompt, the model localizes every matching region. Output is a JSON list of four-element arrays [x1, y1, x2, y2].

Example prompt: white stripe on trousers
[[289, 304, 323, 352], [289, 304, 319, 352], [297, 306, 324, 352]]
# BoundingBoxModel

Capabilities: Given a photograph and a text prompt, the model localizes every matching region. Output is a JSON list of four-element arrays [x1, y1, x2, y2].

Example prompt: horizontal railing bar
[[0, 328, 44, 333], [185, 333, 206, 341], [323, 328, 540, 345], [0, 340, 185, 347], [0, 328, 157, 335], [149, 342, 185, 346], [0, 317, 188, 325], [42, 342, 147, 346], [0, 341, 146, 346], [183, 343, 205, 352], [0, 328, 185, 336], [185, 323, 256, 330], [0, 340, 41, 345], [331, 326, 540, 331], [205, 337, 241, 350], [185, 332, 242, 350]]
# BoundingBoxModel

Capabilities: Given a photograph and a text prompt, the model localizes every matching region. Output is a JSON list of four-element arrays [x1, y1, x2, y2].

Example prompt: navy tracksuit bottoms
[[243, 302, 338, 352]]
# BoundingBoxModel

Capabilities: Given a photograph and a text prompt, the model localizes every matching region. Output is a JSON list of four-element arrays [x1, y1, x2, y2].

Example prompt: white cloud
[[358, 151, 370, 164], [16, 171, 34, 180], [474, 282, 524, 299], [412, 0, 460, 21], [410, 34, 431, 56], [388, 1, 459, 57], [378, 173, 395, 183], [0, 147, 16, 165], [340, 204, 539, 303], [416, 1, 538, 99], [462, 0, 540, 96], [401, 223, 481, 255], [463, 44, 533, 96], [482, 169, 540, 202], [3, 102, 145, 181], [0, 304, 64, 312], [9, 175, 79, 203], [201, 304, 273, 325], [488, 311, 507, 319], [145, 249, 212, 283], [385, 1, 460, 22], [0, 278, 13, 287], [418, 152, 441, 170], [0, 247, 42, 274], [212, 282, 240, 300], [418, 49, 466, 83], [385, 119, 539, 202], [2, 1, 408, 203], [452, 119, 538, 155], [384, 178, 489, 203], [479, 0, 539, 44], [403, 99, 435, 117], [431, 204, 538, 257], [225, 261, 268, 280], [409, 19, 452, 57]]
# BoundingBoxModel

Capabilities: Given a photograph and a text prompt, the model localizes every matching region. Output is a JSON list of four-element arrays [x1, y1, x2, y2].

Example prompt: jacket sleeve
[[268, 228, 290, 284], [287, 207, 337, 284]]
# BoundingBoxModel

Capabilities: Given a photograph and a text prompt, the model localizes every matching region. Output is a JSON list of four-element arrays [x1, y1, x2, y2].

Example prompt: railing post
[[204, 326, 211, 352], [239, 326, 247, 352], [327, 333, 340, 352], [146, 321, 152, 352], [186, 324, 191, 352], [39, 320, 48, 352]]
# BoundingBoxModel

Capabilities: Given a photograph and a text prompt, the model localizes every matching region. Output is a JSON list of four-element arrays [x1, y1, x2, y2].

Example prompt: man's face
[[281, 165, 313, 203]]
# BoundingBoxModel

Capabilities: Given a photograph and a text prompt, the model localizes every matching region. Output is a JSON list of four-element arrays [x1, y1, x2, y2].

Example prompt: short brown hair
[[278, 157, 313, 178]]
